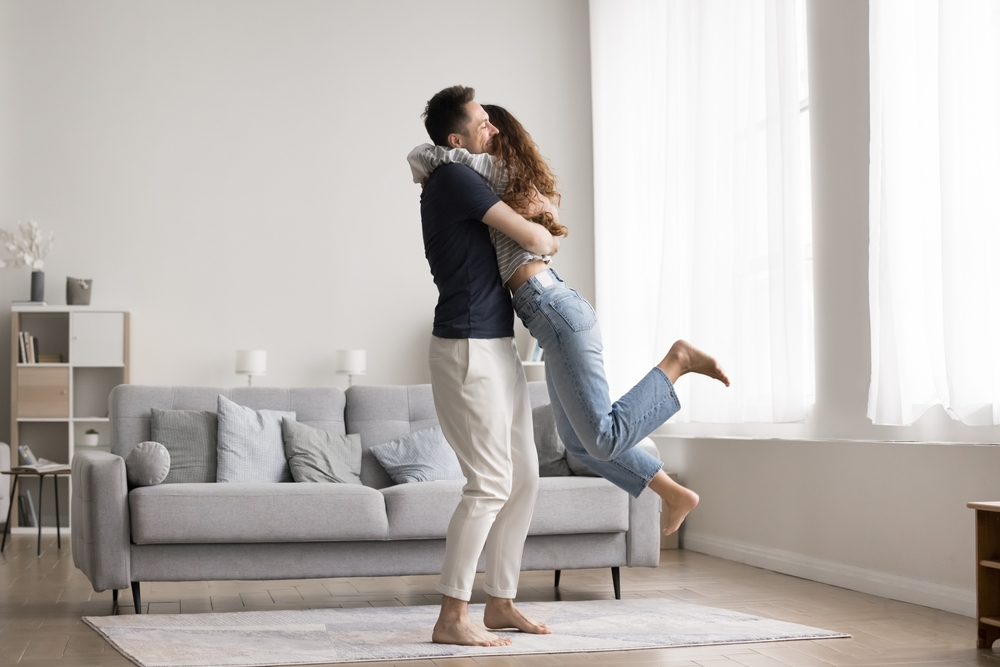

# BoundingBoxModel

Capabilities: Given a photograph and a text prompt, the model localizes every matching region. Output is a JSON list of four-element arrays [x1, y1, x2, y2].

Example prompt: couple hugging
[[410, 85, 730, 647]]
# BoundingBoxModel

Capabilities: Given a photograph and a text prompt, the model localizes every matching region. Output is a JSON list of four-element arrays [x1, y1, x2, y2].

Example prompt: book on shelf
[[38, 354, 62, 363], [12, 300, 47, 306], [17, 331, 40, 363], [18, 491, 38, 527]]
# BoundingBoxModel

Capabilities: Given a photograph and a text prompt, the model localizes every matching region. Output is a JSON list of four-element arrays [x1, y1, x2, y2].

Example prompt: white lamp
[[336, 349, 366, 387], [235, 350, 267, 386]]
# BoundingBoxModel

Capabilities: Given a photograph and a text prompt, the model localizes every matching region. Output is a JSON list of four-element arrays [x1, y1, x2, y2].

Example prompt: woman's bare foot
[[657, 340, 730, 387], [647, 470, 699, 536], [483, 595, 552, 635], [433, 596, 512, 646]]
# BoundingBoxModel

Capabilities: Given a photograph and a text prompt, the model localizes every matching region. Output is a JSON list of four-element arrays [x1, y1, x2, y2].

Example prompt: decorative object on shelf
[[31, 271, 45, 302], [336, 349, 366, 387], [83, 429, 100, 446], [0, 220, 55, 303], [67, 277, 92, 305], [235, 350, 267, 386]]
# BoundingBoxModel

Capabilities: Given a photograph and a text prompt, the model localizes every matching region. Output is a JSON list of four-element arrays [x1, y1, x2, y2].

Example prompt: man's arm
[[482, 201, 560, 256]]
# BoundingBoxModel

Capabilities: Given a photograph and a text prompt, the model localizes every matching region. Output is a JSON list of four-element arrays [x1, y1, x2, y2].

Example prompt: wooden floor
[[0, 532, 996, 666]]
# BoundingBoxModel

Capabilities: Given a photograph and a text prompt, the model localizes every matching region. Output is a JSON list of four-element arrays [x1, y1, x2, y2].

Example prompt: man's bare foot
[[483, 595, 552, 635], [657, 340, 730, 387], [433, 596, 512, 646], [647, 470, 699, 536]]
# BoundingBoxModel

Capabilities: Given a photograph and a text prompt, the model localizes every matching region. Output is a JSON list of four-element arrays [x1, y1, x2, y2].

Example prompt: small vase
[[30, 270, 45, 302], [83, 433, 99, 446]]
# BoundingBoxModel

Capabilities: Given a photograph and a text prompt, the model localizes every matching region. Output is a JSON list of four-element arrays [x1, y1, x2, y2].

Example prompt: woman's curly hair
[[481, 104, 568, 238]]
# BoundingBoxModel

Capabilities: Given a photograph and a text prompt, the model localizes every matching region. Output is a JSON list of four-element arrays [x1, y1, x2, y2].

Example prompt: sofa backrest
[[109, 386, 347, 460], [345, 381, 551, 489], [109, 381, 551, 488]]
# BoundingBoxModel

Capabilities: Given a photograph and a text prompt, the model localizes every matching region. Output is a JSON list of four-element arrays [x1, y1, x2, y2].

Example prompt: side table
[[969, 501, 1000, 649], [2, 466, 72, 556]]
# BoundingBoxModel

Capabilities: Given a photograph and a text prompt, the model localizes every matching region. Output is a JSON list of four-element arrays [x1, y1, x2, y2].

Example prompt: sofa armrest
[[626, 438, 662, 568], [72, 449, 131, 592]]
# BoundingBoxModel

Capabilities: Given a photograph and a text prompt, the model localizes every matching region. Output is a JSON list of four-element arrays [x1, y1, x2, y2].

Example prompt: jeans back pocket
[[548, 291, 597, 332]]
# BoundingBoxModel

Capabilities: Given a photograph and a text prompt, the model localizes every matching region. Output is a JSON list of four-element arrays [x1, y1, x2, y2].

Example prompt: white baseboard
[[683, 531, 975, 618]]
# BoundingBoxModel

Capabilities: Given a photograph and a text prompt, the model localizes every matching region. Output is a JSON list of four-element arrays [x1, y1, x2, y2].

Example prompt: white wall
[[659, 0, 1000, 617], [0, 0, 595, 439]]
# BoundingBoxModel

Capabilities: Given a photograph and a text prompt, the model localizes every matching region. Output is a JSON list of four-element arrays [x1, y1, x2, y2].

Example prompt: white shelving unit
[[9, 305, 130, 531]]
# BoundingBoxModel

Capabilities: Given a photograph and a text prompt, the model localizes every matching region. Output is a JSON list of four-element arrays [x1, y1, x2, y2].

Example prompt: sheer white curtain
[[869, 1, 1000, 426], [590, 0, 812, 423]]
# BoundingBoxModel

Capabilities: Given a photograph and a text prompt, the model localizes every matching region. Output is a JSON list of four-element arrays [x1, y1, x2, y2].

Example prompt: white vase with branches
[[1, 220, 56, 302]]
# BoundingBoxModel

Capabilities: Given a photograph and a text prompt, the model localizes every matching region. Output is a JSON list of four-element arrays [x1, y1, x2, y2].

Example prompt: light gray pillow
[[369, 425, 464, 484], [281, 418, 362, 484], [532, 404, 572, 477], [565, 449, 598, 477], [151, 408, 218, 483], [216, 395, 295, 483], [125, 441, 171, 487]]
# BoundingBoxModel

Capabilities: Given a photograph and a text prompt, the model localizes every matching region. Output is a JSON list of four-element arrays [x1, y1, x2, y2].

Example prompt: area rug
[[84, 597, 850, 667]]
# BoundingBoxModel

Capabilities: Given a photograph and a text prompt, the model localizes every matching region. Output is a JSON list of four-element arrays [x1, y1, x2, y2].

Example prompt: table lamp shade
[[235, 350, 267, 376], [336, 349, 366, 375]]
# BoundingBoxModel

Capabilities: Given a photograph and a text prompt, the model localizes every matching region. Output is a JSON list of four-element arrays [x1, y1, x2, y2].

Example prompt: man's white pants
[[429, 335, 538, 601]]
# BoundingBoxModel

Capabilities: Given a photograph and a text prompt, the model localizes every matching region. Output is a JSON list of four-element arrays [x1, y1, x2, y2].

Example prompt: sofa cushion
[[129, 483, 388, 544], [532, 404, 572, 477], [151, 408, 218, 484], [282, 418, 363, 484], [216, 395, 295, 483], [370, 426, 464, 484], [382, 476, 629, 540]]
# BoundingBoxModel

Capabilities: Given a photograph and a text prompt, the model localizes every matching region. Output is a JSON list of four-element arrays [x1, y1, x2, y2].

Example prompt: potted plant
[[83, 429, 100, 446]]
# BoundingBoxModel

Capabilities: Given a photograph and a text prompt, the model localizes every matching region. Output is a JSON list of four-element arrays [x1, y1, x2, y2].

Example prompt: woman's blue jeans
[[512, 269, 681, 498]]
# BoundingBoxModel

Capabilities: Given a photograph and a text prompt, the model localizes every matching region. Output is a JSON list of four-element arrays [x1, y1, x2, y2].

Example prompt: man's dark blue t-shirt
[[421, 162, 513, 339]]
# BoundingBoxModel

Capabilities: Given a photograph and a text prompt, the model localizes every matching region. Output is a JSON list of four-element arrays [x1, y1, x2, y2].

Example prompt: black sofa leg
[[611, 567, 621, 600], [554, 569, 561, 587], [131, 582, 142, 614], [112, 589, 118, 605]]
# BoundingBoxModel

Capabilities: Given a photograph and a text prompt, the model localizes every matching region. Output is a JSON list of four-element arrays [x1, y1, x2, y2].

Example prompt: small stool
[[2, 466, 72, 555]]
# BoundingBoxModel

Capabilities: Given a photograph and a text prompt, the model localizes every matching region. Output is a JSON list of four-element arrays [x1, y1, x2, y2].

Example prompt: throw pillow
[[216, 395, 295, 483], [151, 408, 218, 484], [565, 449, 598, 477], [369, 425, 464, 484], [125, 441, 171, 487], [532, 404, 572, 477], [281, 418, 363, 484]]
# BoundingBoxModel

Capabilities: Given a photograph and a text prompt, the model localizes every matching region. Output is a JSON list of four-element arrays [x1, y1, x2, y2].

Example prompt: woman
[[408, 105, 729, 535]]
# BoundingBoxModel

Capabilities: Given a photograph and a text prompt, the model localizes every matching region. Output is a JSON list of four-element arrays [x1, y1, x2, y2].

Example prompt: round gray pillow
[[125, 441, 171, 487]]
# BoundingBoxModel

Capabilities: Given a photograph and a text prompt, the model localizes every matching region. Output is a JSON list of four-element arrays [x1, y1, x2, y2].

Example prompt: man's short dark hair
[[423, 85, 475, 147]]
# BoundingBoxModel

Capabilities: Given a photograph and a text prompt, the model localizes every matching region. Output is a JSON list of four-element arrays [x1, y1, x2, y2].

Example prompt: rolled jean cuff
[[651, 366, 680, 406], [435, 581, 472, 602], [613, 455, 663, 497], [483, 583, 517, 599]]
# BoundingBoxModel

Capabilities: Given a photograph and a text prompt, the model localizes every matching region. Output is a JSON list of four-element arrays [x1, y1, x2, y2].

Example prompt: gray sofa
[[71, 382, 662, 614]]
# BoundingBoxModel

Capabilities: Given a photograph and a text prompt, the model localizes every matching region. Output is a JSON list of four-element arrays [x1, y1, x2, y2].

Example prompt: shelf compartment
[[17, 311, 70, 363], [73, 367, 125, 419], [14, 421, 71, 529]]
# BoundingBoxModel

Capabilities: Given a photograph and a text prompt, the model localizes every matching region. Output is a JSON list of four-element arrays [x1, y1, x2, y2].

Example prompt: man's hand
[[482, 201, 559, 256]]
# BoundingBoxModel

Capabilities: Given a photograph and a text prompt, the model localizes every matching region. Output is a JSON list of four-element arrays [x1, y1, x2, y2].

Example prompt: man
[[418, 85, 559, 647]]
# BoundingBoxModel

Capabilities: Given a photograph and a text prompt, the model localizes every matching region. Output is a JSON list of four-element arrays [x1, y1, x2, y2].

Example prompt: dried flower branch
[[0, 220, 55, 270]]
